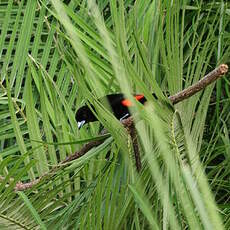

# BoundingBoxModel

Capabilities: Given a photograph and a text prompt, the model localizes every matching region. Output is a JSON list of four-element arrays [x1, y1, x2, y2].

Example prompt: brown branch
[[169, 64, 228, 104], [127, 122, 142, 172], [62, 140, 104, 163], [12, 64, 228, 191], [14, 140, 104, 191], [15, 178, 41, 191]]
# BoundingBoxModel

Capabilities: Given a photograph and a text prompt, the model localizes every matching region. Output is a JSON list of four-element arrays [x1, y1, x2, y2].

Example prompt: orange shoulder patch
[[121, 94, 144, 107], [121, 99, 132, 107]]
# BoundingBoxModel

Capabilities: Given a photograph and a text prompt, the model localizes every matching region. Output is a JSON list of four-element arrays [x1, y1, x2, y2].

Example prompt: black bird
[[76, 93, 156, 128]]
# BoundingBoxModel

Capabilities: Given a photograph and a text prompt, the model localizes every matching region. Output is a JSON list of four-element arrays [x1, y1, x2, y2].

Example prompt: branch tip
[[219, 64, 228, 74]]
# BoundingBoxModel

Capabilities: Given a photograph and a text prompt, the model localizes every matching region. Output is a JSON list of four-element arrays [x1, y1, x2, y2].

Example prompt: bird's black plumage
[[76, 93, 153, 128]]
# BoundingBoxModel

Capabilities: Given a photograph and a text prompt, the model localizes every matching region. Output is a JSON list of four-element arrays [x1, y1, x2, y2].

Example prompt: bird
[[76, 93, 157, 128]]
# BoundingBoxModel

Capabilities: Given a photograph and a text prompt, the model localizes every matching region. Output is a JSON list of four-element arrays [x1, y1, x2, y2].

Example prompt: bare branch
[[127, 122, 142, 172], [169, 64, 228, 104], [13, 64, 228, 191]]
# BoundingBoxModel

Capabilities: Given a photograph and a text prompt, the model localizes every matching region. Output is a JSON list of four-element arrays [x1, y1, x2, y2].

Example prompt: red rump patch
[[121, 94, 144, 107]]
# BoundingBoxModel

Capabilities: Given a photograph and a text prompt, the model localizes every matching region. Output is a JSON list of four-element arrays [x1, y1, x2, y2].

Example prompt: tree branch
[[169, 64, 228, 104], [124, 119, 142, 172], [12, 64, 228, 191]]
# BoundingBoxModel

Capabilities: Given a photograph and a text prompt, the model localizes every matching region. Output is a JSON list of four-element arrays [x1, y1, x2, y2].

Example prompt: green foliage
[[0, 0, 230, 229]]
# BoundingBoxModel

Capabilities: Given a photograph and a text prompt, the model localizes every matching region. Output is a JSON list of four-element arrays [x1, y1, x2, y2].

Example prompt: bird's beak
[[78, 120, 86, 129]]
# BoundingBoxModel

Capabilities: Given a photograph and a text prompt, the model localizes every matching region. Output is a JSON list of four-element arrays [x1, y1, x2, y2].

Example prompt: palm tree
[[0, 0, 229, 229]]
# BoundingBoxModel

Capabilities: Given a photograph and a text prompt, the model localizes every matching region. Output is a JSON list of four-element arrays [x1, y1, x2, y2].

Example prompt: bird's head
[[76, 105, 96, 129]]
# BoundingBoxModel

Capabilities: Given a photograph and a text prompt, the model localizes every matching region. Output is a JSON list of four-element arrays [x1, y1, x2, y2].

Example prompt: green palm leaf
[[0, 0, 229, 229]]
